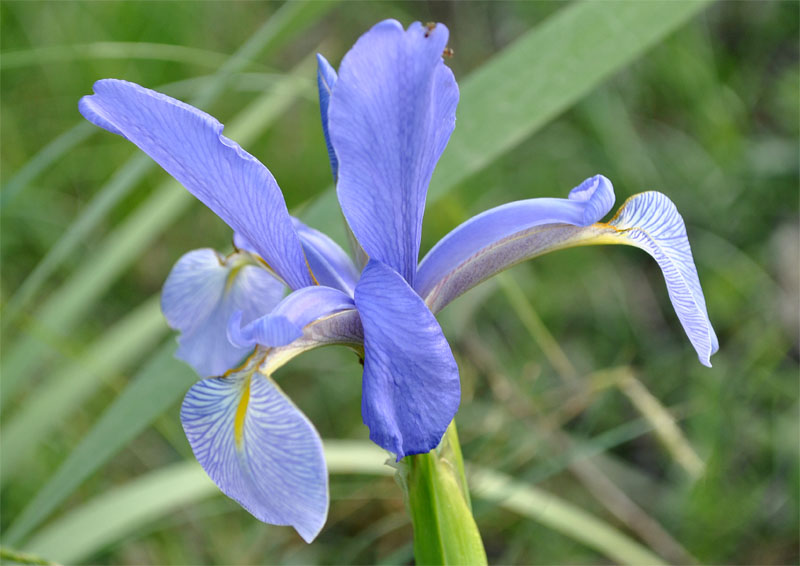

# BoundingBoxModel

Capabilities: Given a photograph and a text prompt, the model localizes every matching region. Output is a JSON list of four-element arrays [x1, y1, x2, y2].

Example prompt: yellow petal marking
[[234, 376, 251, 449]]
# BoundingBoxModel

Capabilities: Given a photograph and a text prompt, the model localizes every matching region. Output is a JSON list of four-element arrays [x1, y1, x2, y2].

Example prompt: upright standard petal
[[417, 175, 615, 311], [161, 249, 285, 377], [354, 260, 460, 459], [182, 358, 328, 542], [330, 20, 459, 285], [229, 285, 355, 348], [604, 192, 719, 366], [79, 79, 313, 290], [316, 54, 339, 180]]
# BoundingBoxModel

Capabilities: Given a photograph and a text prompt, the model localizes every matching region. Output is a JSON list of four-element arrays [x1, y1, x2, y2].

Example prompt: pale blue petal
[[182, 366, 328, 542], [229, 286, 354, 348], [316, 54, 338, 180], [607, 191, 719, 367], [354, 260, 460, 459], [79, 79, 313, 290], [417, 175, 615, 311], [162, 249, 285, 377], [330, 20, 459, 285], [292, 218, 359, 295]]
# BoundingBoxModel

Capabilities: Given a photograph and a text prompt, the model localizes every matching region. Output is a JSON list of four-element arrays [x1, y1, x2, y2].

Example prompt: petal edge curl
[[606, 191, 718, 367], [417, 175, 615, 311]]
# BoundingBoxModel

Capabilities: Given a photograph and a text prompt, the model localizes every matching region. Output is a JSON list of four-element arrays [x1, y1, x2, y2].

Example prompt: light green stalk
[[402, 421, 487, 565]]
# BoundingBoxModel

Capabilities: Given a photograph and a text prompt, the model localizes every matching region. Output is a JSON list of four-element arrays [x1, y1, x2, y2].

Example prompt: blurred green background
[[1, 1, 798, 564]]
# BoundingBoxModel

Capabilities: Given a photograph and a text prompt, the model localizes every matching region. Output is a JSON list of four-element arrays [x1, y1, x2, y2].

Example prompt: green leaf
[[3, 341, 196, 546], [470, 466, 667, 566], [0, 122, 94, 209], [0, 546, 58, 566], [22, 462, 217, 566], [428, 0, 714, 201], [0, 42, 234, 70], [0, 297, 167, 487]]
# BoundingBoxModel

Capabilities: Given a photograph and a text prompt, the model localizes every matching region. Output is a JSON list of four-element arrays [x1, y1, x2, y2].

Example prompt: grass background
[[1, 1, 798, 564]]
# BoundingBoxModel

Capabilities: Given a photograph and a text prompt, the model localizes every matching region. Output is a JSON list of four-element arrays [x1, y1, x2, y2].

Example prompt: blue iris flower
[[79, 20, 717, 542]]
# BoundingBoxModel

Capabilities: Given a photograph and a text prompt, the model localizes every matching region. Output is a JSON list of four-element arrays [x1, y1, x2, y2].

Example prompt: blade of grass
[[0, 0, 335, 343], [21, 444, 664, 566], [497, 271, 705, 479], [427, 0, 713, 201], [0, 122, 95, 208], [618, 372, 705, 479], [469, 466, 667, 566], [0, 70, 298, 212], [496, 272, 696, 562], [21, 462, 218, 565], [0, 42, 233, 70], [3, 341, 196, 545], [0, 547, 58, 566], [0, 296, 166, 486]]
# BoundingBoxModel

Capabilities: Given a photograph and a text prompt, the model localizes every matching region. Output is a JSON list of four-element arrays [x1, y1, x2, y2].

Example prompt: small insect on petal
[[424, 22, 436, 37], [443, 47, 455, 58]]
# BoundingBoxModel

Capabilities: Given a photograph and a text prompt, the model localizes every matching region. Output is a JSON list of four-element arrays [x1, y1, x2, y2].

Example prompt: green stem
[[402, 421, 487, 565]]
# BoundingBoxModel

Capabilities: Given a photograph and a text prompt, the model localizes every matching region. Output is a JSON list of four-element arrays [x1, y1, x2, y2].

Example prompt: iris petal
[[605, 191, 719, 367], [236, 220, 359, 295], [417, 175, 615, 312], [330, 20, 459, 285], [181, 360, 328, 542], [417, 178, 717, 366], [292, 219, 360, 295], [161, 249, 285, 377], [316, 54, 339, 180], [354, 260, 460, 459], [79, 79, 313, 290], [229, 285, 355, 348]]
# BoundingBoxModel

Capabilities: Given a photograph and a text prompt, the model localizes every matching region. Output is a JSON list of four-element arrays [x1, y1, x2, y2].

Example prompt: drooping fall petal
[[354, 260, 460, 459], [182, 360, 328, 542]]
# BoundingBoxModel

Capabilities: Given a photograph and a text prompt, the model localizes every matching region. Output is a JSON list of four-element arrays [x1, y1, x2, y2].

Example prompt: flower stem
[[403, 421, 487, 565]]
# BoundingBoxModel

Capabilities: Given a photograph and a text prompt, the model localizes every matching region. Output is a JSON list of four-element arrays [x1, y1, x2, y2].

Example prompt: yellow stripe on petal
[[234, 377, 251, 448]]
